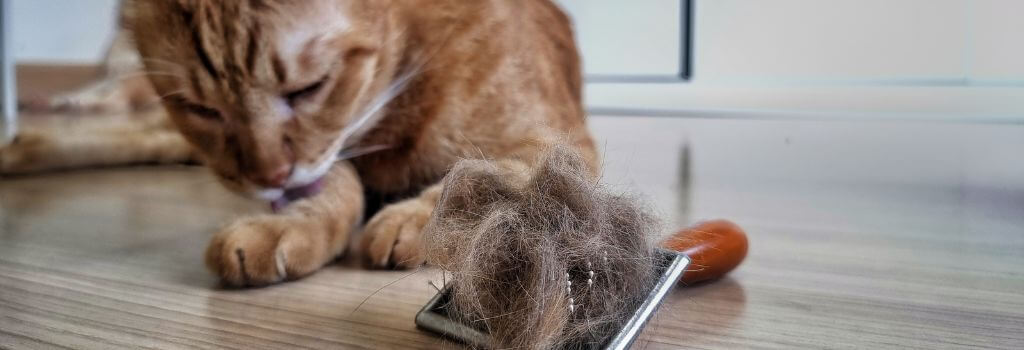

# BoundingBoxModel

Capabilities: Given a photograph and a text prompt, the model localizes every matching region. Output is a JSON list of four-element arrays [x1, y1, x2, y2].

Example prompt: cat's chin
[[255, 188, 286, 201]]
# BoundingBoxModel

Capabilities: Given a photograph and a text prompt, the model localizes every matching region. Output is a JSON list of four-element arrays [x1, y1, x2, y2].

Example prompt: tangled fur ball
[[423, 146, 660, 349]]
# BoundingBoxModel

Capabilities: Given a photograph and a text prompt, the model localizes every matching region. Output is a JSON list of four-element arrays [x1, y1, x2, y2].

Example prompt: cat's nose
[[251, 164, 292, 188]]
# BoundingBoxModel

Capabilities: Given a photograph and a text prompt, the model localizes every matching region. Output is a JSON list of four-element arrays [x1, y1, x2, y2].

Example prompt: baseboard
[[584, 83, 1024, 123]]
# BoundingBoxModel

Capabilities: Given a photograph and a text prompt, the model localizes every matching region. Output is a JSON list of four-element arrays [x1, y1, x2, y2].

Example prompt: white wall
[[969, 0, 1024, 81], [11, 0, 119, 63], [584, 0, 1024, 120], [562, 0, 1023, 86], [693, 0, 1024, 84], [557, 0, 683, 78], [15, 0, 1022, 83], [10, 0, 1023, 120], [697, 0, 967, 82]]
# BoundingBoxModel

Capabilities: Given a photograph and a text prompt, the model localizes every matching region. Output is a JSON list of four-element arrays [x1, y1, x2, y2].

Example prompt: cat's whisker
[[158, 89, 187, 100], [336, 144, 393, 161], [336, 67, 421, 147], [349, 268, 426, 317], [333, 28, 453, 148]]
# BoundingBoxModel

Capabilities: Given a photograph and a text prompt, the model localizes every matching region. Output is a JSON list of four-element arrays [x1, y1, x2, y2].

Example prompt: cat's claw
[[361, 199, 431, 269]]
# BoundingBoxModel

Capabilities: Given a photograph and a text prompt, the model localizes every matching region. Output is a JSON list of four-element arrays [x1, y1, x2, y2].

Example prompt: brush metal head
[[415, 249, 690, 349]]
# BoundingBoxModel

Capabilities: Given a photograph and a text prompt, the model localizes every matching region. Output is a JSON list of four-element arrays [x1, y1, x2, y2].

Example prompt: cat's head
[[125, 0, 404, 200]]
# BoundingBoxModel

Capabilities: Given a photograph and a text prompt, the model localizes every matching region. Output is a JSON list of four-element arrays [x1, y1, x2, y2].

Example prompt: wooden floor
[[2, 113, 1023, 349]]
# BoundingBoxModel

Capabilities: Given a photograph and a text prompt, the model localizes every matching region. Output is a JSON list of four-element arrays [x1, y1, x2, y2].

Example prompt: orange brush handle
[[661, 219, 749, 285]]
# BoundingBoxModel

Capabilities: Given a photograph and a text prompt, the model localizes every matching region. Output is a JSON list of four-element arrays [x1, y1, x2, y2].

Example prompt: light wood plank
[[2, 115, 1023, 349]]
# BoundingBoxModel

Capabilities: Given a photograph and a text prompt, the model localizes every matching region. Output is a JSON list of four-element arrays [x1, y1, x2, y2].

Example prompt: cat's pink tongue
[[270, 198, 290, 213], [269, 178, 326, 213]]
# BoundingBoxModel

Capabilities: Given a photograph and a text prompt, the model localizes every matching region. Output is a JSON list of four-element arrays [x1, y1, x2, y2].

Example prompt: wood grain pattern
[[2, 111, 1024, 349]]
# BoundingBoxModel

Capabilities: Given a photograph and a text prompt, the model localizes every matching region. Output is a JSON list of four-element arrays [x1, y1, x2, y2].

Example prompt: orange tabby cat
[[9, 0, 598, 287]]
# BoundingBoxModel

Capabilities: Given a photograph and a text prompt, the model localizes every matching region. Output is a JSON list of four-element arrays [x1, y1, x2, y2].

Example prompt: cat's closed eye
[[184, 103, 223, 121], [169, 96, 222, 121], [285, 75, 329, 106]]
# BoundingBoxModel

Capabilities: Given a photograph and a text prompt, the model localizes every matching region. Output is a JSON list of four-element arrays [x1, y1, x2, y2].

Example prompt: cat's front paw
[[361, 199, 432, 269], [206, 216, 330, 287]]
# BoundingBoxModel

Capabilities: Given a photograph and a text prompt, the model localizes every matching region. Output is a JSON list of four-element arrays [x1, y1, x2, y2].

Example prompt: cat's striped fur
[[3, 0, 596, 286]]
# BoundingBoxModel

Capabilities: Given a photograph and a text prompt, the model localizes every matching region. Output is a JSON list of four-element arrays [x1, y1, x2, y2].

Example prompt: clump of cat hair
[[423, 145, 660, 349]]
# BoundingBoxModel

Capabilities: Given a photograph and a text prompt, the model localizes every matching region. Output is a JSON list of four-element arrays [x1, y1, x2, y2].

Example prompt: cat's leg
[[361, 183, 443, 269], [205, 162, 364, 286], [0, 114, 196, 174]]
